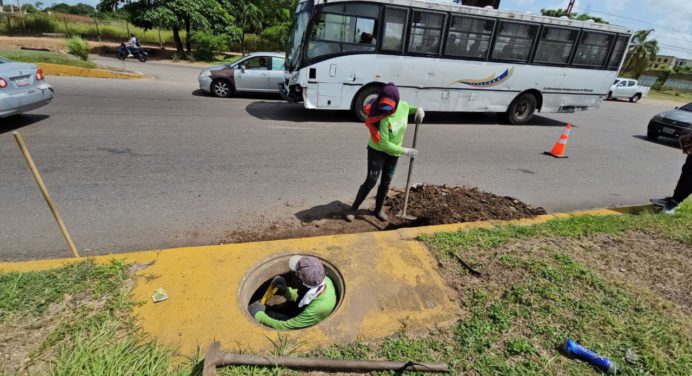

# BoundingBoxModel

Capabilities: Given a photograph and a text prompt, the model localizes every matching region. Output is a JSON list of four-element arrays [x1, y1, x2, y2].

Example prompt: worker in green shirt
[[345, 82, 425, 222], [249, 255, 337, 330]]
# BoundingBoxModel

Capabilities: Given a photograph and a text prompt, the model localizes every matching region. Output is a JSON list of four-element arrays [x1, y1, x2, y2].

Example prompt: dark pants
[[351, 146, 399, 211], [673, 154, 692, 203]]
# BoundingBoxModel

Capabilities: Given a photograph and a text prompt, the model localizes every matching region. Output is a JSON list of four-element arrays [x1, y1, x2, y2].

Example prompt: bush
[[261, 24, 289, 51], [65, 36, 90, 61], [190, 31, 228, 61]]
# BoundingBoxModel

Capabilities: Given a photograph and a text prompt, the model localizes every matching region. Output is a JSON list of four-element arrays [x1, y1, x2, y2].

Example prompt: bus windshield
[[287, 1, 314, 70]]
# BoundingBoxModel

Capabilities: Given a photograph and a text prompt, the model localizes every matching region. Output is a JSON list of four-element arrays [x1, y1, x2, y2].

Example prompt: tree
[[540, 8, 609, 24], [22, 4, 38, 13], [34, 2, 44, 10], [621, 29, 659, 79]]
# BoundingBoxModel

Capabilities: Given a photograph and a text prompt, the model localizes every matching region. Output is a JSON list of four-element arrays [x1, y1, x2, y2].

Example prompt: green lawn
[[1, 203, 690, 375], [648, 89, 692, 104], [0, 49, 97, 69]]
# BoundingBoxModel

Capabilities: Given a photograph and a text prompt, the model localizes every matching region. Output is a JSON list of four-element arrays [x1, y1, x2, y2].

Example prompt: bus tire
[[630, 93, 641, 103], [353, 85, 382, 122], [505, 93, 537, 125]]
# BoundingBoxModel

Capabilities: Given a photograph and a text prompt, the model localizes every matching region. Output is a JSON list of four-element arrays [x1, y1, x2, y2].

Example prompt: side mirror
[[240, 65, 246, 73], [675, 106, 679, 109]]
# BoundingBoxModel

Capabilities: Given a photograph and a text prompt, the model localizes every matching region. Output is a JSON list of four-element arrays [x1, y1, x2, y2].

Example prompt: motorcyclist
[[126, 33, 140, 55]]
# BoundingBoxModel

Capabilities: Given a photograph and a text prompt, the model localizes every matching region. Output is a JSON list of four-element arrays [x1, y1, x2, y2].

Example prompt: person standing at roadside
[[650, 133, 692, 214], [344, 83, 425, 222]]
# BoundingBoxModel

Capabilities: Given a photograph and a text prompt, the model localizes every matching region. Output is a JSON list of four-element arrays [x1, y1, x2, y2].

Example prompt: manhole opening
[[239, 255, 345, 330]]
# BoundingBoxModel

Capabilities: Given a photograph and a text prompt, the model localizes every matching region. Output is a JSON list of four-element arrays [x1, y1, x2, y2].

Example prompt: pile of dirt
[[222, 185, 544, 243], [386, 184, 546, 226]]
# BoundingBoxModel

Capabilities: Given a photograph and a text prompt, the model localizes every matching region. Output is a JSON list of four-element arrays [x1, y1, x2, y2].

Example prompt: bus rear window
[[573, 32, 614, 67], [491, 22, 538, 62], [607, 35, 629, 70]]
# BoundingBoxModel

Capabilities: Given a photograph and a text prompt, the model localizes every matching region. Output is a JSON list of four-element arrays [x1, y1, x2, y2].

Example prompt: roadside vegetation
[[648, 89, 692, 104], [1, 203, 689, 375], [0, 48, 96, 68]]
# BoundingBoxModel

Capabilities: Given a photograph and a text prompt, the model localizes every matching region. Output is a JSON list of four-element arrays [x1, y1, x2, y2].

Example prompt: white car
[[0, 56, 54, 118], [607, 78, 650, 103], [198, 52, 285, 97]]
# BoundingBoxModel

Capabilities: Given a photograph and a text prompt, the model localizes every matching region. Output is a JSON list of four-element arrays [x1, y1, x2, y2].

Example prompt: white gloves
[[415, 107, 425, 123], [404, 148, 418, 159]]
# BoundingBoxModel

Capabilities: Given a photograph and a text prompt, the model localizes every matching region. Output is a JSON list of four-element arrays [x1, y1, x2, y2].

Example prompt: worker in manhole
[[344, 82, 424, 222], [249, 255, 337, 330]]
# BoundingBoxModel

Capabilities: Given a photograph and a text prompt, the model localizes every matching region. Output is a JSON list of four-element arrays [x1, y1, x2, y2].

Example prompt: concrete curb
[[38, 63, 143, 79]]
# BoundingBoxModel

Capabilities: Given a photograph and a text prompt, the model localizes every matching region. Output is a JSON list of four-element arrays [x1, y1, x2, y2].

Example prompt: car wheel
[[607, 91, 612, 100], [353, 85, 382, 122], [505, 93, 537, 125], [211, 79, 233, 98], [646, 128, 659, 140], [630, 94, 641, 103]]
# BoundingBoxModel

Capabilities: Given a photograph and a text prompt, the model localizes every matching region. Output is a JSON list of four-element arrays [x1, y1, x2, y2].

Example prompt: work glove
[[272, 276, 288, 296], [248, 301, 266, 318], [415, 107, 425, 123], [403, 148, 418, 159]]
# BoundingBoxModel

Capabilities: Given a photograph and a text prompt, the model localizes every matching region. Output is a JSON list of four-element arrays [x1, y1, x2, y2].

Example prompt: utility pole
[[566, 0, 576, 16]]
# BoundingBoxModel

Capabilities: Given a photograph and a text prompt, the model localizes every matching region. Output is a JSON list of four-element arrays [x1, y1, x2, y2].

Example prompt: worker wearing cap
[[249, 255, 337, 330]]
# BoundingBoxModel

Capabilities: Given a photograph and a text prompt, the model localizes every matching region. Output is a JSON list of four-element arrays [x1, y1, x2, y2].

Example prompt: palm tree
[[622, 29, 659, 79]]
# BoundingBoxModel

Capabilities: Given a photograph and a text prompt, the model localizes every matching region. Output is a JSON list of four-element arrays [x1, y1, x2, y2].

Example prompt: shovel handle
[[401, 117, 421, 216]]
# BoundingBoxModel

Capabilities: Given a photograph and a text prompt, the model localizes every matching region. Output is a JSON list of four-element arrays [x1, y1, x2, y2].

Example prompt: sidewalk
[[0, 208, 622, 356]]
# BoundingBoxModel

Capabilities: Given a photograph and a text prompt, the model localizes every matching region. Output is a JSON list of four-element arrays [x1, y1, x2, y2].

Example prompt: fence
[[1, 12, 173, 47]]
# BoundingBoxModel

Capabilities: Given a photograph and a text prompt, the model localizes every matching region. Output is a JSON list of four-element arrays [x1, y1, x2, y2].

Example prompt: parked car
[[198, 52, 285, 97], [647, 102, 692, 140], [0, 56, 54, 118], [607, 78, 650, 103]]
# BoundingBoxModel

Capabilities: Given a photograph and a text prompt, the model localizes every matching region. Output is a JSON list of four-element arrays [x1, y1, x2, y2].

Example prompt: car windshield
[[613, 79, 620, 85], [0, 57, 8, 64], [680, 103, 692, 112]]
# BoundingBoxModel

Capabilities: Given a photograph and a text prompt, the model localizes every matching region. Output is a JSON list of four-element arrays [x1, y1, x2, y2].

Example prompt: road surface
[[0, 57, 685, 261]]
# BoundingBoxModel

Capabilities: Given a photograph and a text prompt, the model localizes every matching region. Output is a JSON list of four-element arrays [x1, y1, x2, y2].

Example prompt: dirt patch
[[222, 185, 544, 243], [386, 184, 546, 226], [436, 232, 692, 312]]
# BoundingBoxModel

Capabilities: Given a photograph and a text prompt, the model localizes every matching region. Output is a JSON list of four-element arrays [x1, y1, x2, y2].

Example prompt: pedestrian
[[344, 83, 425, 222], [249, 255, 337, 330], [650, 133, 692, 214]]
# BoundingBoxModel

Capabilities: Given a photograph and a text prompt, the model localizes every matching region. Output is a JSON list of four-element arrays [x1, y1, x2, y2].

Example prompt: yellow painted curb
[[38, 63, 143, 79], [0, 207, 625, 356]]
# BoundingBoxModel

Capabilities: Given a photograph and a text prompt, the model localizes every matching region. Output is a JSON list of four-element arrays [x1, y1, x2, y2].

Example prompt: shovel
[[397, 115, 421, 221]]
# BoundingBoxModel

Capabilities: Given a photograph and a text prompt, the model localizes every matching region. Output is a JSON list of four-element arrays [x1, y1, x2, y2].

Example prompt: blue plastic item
[[563, 339, 616, 373]]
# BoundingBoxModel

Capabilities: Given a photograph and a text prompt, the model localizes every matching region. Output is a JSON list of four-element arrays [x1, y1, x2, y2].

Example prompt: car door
[[233, 56, 270, 92], [267, 57, 286, 92], [625, 80, 637, 96], [613, 80, 627, 97]]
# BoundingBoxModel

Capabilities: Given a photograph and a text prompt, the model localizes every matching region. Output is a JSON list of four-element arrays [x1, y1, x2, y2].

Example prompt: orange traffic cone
[[544, 124, 572, 158]]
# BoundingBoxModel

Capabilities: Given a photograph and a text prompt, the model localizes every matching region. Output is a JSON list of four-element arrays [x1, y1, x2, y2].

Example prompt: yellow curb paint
[[0, 207, 624, 355], [38, 63, 143, 80]]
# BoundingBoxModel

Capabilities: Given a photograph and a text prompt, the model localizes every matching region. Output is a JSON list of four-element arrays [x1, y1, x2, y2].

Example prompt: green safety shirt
[[367, 100, 418, 157], [254, 277, 337, 330]]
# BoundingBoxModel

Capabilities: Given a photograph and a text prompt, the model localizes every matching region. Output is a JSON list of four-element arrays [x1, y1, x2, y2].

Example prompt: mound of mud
[[386, 184, 546, 226]]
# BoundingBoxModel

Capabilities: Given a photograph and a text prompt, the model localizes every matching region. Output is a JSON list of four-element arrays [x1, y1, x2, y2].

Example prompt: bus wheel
[[505, 93, 537, 125], [353, 85, 382, 122]]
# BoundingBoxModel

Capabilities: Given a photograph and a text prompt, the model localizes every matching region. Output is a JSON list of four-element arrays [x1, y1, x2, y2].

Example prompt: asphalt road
[[0, 57, 686, 261]]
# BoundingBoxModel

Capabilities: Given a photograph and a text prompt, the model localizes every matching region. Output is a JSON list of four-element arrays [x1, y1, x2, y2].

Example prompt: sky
[[31, 0, 692, 59]]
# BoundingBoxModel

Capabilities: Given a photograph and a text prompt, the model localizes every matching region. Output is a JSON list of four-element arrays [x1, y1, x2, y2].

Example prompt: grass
[[1, 204, 690, 375], [648, 89, 692, 104], [0, 49, 97, 68]]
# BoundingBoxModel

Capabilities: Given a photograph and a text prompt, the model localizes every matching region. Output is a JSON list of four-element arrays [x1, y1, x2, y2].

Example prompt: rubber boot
[[345, 184, 370, 222], [374, 184, 390, 222]]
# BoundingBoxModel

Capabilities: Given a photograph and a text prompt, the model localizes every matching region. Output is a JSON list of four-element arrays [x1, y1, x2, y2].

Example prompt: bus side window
[[572, 32, 614, 67], [382, 7, 407, 52], [534, 27, 578, 65], [408, 11, 445, 55], [491, 21, 538, 62], [445, 16, 495, 59], [607, 35, 629, 70]]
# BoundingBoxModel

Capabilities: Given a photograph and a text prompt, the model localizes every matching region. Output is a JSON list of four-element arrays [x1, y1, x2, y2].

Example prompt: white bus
[[281, 0, 632, 124]]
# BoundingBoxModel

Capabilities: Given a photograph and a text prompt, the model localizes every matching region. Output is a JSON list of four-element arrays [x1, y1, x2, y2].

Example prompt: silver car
[[0, 56, 54, 118], [198, 52, 285, 97]]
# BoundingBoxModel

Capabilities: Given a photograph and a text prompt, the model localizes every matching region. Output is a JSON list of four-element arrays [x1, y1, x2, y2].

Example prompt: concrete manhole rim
[[238, 253, 346, 331]]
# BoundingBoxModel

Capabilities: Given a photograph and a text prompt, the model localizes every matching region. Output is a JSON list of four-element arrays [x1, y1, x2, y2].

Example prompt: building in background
[[650, 55, 691, 69]]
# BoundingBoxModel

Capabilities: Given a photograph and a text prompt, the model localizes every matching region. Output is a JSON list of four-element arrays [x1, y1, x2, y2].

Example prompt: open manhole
[[239, 254, 345, 329]]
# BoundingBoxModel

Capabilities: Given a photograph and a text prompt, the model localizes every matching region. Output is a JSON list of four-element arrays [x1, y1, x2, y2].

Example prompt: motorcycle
[[117, 43, 148, 62]]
